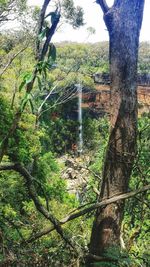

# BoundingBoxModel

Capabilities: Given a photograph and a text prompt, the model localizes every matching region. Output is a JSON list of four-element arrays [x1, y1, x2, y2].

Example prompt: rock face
[[82, 73, 150, 117], [93, 73, 150, 86], [59, 155, 90, 200], [82, 85, 150, 117]]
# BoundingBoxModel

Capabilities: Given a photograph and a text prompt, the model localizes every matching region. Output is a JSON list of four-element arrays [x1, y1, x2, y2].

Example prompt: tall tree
[[88, 0, 145, 263]]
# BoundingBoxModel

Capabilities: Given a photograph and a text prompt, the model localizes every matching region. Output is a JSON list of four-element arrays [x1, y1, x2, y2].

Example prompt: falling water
[[77, 83, 83, 155]]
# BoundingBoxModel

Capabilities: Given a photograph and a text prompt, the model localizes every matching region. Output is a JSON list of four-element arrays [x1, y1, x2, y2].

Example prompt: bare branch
[[37, 82, 59, 116], [60, 184, 150, 223], [25, 183, 150, 243]]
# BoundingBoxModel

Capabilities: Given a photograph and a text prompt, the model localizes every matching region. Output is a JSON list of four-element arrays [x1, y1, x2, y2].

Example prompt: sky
[[28, 0, 150, 43]]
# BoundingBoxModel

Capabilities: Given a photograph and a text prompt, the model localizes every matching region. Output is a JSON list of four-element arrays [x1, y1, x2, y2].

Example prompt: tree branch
[[26, 184, 150, 243], [1, 163, 149, 244], [60, 184, 150, 223], [0, 163, 78, 252], [96, 0, 109, 14], [36, 0, 52, 58], [40, 12, 60, 60]]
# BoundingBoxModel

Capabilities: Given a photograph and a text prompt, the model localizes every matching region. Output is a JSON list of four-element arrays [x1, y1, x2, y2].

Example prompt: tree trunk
[[88, 0, 145, 262]]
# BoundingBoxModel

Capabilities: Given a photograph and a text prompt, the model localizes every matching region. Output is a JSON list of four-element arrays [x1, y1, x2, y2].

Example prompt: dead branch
[[27, 183, 150, 243]]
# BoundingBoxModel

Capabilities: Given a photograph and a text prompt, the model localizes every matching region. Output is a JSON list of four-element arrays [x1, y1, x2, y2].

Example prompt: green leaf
[[43, 66, 47, 79], [29, 99, 34, 113], [36, 76, 42, 90], [24, 73, 33, 84], [20, 98, 28, 112], [45, 11, 55, 19], [20, 93, 32, 112], [19, 73, 33, 92], [36, 61, 43, 74], [38, 28, 47, 40], [48, 43, 56, 61], [19, 80, 26, 92]]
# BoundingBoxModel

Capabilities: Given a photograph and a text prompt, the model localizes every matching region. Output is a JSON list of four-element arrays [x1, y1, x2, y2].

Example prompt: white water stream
[[77, 83, 83, 155]]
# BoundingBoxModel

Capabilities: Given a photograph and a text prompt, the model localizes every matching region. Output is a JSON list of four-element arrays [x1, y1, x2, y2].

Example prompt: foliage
[[0, 0, 27, 26], [138, 42, 150, 73], [56, 42, 109, 75], [0, 95, 13, 140], [62, 0, 84, 28], [0, 14, 150, 265], [123, 114, 150, 267], [93, 247, 131, 267]]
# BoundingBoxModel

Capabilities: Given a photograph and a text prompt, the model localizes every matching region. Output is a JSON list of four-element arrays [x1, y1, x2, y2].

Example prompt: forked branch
[[0, 163, 78, 252], [96, 0, 109, 14], [25, 183, 150, 243], [1, 163, 149, 244]]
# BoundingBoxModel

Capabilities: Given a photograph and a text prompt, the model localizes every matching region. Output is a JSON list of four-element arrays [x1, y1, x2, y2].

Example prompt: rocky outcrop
[[59, 155, 90, 199]]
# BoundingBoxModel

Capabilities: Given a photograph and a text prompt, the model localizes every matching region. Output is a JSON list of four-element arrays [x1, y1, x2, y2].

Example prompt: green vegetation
[[0, 1, 150, 265]]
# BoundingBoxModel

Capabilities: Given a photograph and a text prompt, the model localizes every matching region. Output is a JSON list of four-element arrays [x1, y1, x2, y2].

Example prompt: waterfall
[[77, 83, 83, 155]]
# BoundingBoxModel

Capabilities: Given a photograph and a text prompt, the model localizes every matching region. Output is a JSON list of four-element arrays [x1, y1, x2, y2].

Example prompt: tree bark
[[88, 0, 145, 262]]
